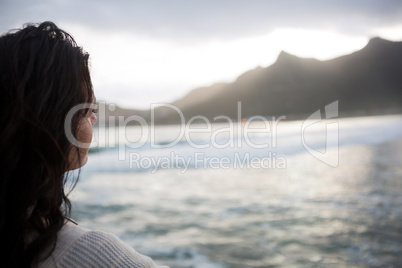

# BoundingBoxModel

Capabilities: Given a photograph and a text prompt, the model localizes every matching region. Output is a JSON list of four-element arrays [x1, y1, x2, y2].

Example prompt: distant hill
[[99, 37, 402, 125]]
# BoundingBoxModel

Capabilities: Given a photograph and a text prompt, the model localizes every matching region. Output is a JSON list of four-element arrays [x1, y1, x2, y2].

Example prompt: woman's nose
[[90, 113, 97, 125]]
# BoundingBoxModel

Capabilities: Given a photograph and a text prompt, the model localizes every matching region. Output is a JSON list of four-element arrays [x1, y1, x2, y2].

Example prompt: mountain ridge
[[149, 37, 402, 124], [97, 37, 402, 125]]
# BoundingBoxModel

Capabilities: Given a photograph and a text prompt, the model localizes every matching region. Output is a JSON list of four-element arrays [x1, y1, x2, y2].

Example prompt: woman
[[0, 22, 167, 267]]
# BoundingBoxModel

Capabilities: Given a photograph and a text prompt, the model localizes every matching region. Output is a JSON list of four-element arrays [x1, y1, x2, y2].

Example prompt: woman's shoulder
[[38, 219, 168, 268]]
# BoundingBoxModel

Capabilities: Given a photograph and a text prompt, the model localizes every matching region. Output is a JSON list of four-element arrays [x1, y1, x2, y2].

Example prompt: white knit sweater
[[37, 221, 168, 268]]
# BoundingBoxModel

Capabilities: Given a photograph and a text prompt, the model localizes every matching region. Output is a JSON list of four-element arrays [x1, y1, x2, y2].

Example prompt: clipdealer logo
[[301, 101, 339, 167], [64, 101, 340, 171]]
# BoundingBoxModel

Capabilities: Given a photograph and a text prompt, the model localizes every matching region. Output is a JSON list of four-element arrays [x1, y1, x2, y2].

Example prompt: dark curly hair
[[0, 21, 94, 267]]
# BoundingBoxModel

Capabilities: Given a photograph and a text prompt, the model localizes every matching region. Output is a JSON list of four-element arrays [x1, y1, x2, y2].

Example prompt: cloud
[[1, 0, 402, 40], [1, 0, 401, 108]]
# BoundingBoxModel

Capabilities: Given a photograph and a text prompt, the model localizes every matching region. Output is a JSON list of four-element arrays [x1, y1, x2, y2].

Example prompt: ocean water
[[70, 115, 402, 267]]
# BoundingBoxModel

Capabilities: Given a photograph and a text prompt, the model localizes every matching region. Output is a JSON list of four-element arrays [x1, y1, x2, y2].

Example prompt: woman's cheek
[[77, 120, 91, 143]]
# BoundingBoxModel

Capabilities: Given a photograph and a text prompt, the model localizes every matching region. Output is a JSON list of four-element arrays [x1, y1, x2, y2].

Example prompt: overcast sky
[[1, 0, 402, 109]]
